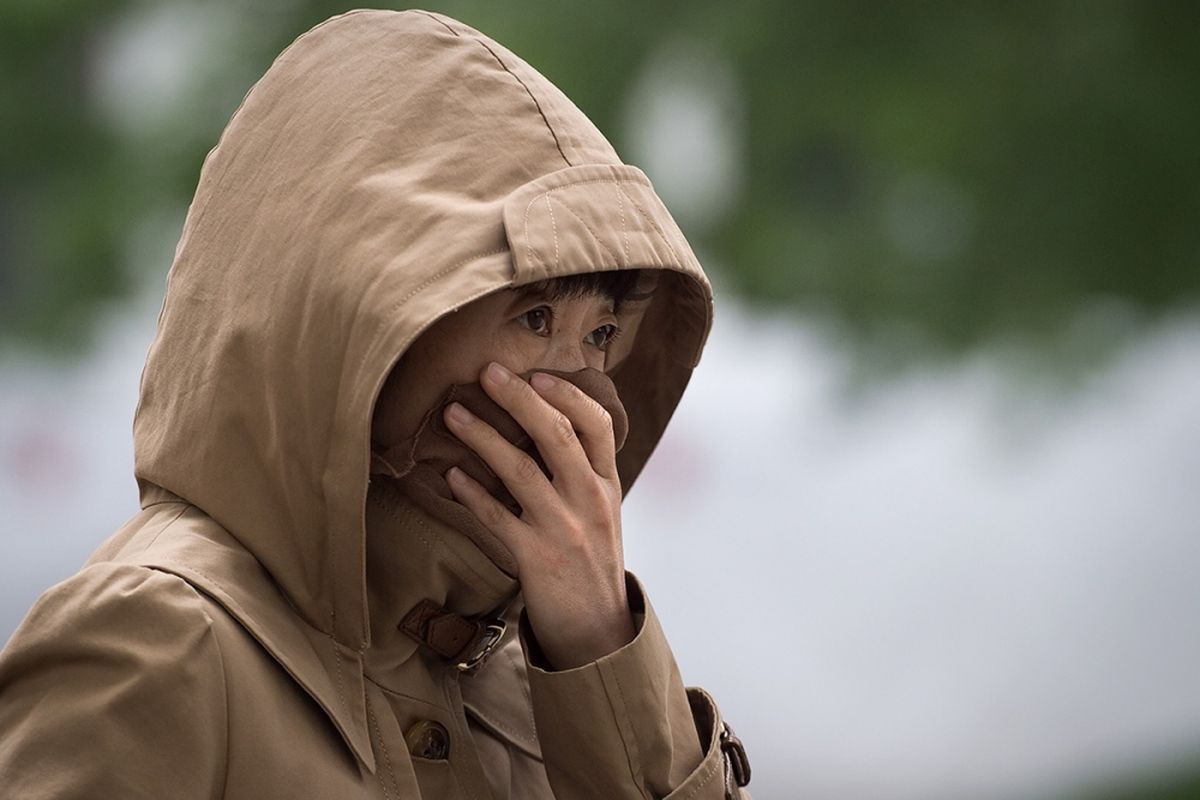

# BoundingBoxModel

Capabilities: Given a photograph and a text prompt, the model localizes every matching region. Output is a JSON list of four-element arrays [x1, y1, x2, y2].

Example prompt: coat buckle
[[719, 721, 751, 792], [456, 621, 506, 673], [399, 600, 508, 673]]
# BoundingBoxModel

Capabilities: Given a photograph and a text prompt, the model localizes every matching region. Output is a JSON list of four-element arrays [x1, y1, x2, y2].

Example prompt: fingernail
[[447, 402, 473, 423], [446, 466, 465, 485], [487, 362, 511, 385], [531, 372, 555, 392]]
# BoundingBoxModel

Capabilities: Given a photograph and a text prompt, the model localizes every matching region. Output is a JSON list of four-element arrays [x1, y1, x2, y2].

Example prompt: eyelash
[[517, 306, 623, 350]]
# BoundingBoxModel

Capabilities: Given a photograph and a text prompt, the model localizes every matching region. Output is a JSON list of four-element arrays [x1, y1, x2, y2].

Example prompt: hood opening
[[133, 10, 713, 652]]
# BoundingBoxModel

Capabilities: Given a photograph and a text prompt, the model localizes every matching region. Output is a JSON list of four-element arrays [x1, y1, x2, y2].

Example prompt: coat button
[[404, 720, 451, 760]]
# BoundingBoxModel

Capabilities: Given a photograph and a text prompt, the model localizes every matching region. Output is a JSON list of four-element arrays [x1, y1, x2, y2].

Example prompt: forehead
[[466, 285, 616, 316]]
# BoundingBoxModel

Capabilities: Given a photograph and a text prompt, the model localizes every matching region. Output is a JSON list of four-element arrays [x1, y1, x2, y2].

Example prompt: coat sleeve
[[520, 573, 752, 800], [0, 562, 227, 799]]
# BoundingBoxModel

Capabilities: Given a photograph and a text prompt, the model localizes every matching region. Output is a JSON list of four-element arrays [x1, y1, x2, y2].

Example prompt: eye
[[585, 323, 621, 351], [517, 306, 551, 336]]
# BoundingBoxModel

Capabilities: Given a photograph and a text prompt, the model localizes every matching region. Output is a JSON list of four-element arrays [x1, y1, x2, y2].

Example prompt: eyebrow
[[510, 285, 618, 307]]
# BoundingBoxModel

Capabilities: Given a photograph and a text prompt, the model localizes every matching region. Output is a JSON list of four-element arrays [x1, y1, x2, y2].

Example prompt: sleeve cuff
[[518, 572, 706, 799]]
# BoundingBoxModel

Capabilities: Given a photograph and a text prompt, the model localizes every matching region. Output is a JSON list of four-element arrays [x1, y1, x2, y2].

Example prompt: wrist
[[531, 598, 637, 670]]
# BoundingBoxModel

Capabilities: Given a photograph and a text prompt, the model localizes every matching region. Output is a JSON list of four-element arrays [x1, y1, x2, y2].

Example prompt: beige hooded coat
[[0, 9, 750, 799]]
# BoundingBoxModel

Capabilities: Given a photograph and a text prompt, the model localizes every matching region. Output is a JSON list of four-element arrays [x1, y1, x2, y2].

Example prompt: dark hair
[[522, 269, 643, 313]]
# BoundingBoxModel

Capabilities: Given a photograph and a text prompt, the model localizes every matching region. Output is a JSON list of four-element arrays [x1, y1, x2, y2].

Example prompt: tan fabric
[[0, 9, 749, 799]]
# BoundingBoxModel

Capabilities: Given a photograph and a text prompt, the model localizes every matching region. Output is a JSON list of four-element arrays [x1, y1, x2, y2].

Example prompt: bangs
[[521, 269, 643, 312]]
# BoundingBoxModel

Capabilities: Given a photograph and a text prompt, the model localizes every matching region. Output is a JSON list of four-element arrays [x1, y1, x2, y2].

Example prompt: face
[[371, 286, 623, 445]]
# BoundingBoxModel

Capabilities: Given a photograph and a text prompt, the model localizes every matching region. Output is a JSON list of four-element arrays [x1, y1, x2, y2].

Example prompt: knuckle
[[480, 500, 509, 529], [513, 453, 543, 483], [551, 412, 576, 446], [587, 397, 612, 429], [515, 376, 539, 402], [581, 479, 608, 505], [560, 522, 588, 551]]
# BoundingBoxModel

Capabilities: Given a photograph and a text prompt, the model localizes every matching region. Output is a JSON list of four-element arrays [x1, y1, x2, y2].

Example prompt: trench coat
[[0, 10, 751, 799]]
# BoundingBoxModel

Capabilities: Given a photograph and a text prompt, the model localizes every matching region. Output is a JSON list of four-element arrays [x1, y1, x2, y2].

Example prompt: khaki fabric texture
[[0, 9, 749, 799]]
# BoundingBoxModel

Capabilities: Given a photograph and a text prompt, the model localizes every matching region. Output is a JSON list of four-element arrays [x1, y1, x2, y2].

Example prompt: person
[[0, 9, 751, 799]]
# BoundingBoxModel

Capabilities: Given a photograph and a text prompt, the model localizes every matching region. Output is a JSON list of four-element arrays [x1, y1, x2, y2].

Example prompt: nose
[[537, 335, 590, 373]]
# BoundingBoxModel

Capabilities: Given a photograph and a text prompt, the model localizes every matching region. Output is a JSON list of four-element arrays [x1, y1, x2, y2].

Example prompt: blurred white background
[[4, 286, 1199, 799]]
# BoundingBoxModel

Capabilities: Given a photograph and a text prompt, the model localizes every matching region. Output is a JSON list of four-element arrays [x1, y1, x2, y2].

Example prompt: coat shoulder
[[0, 561, 229, 798], [1, 559, 225, 673], [86, 498, 382, 777]]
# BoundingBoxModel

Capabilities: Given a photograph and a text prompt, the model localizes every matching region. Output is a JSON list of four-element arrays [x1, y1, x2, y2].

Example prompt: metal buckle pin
[[456, 621, 506, 672]]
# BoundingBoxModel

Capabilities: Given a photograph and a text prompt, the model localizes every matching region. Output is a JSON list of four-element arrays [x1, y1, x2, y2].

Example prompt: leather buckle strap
[[719, 721, 751, 795], [400, 599, 507, 673]]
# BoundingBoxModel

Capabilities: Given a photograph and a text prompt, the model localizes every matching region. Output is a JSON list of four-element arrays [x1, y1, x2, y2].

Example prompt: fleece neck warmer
[[367, 367, 630, 578]]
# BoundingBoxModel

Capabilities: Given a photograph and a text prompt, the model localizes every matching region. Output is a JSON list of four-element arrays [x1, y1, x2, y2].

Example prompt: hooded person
[[0, 9, 751, 799]]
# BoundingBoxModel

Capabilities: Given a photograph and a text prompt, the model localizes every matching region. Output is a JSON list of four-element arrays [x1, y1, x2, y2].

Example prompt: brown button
[[404, 720, 450, 760]]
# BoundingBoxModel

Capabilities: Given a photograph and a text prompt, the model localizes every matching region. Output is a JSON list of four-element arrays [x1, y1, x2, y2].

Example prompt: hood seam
[[616, 181, 631, 263], [415, 10, 571, 169], [519, 176, 681, 260], [362, 248, 510, 378], [557, 198, 623, 269], [521, 178, 677, 273], [544, 195, 560, 266]]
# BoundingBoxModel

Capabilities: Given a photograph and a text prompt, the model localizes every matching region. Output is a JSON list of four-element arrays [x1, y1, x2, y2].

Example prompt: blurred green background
[[2, 2, 1199, 797], [3, 1, 1198, 360]]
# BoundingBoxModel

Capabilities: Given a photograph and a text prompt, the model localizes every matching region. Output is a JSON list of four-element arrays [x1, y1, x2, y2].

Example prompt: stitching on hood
[[555, 196, 624, 269], [185, 8, 379, 236], [359, 248, 507, 378], [515, 173, 691, 271], [623, 190, 684, 268], [523, 201, 541, 270], [544, 194, 560, 267], [417, 10, 571, 169], [523, 179, 670, 272], [616, 182, 631, 263]]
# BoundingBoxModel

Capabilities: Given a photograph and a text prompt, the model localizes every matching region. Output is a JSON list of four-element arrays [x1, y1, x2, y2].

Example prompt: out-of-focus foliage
[[1, 0, 132, 347], [1069, 761, 1200, 800], [2, 0, 1198, 356]]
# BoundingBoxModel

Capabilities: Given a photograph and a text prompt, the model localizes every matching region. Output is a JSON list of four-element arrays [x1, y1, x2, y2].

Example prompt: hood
[[133, 9, 713, 651]]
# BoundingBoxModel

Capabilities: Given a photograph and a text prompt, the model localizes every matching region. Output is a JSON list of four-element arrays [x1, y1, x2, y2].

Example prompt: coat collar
[[126, 486, 379, 773], [360, 474, 520, 679], [126, 482, 525, 774]]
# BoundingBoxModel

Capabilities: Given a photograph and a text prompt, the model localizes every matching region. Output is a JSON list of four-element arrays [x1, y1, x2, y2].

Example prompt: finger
[[478, 362, 594, 484], [443, 400, 561, 518], [528, 371, 617, 480], [445, 466, 529, 563]]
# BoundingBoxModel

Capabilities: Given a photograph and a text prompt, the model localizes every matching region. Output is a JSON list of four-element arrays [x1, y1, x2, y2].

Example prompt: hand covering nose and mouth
[[370, 367, 630, 518]]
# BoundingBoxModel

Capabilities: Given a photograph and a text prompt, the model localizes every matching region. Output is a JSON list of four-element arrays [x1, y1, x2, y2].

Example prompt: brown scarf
[[368, 367, 629, 576]]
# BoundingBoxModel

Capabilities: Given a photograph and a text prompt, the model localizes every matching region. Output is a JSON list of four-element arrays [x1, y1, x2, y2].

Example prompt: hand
[[442, 361, 635, 669]]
